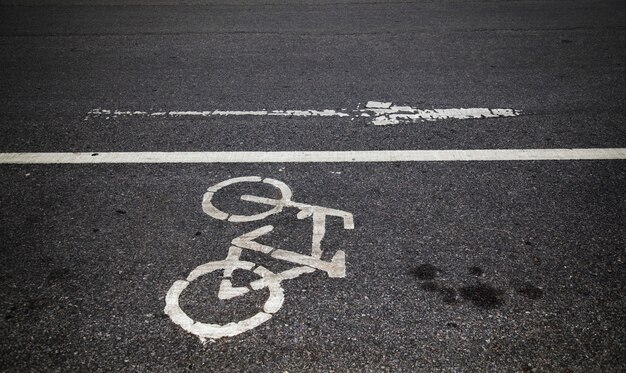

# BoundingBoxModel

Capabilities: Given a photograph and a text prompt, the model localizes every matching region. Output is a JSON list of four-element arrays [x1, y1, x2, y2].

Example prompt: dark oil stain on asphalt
[[6, 298, 53, 322], [47, 267, 71, 282], [459, 283, 505, 309], [410, 264, 439, 280], [414, 264, 544, 309], [412, 264, 460, 304], [468, 266, 483, 276], [420, 280, 458, 303], [420, 281, 440, 292], [439, 286, 458, 304], [515, 282, 544, 299], [5, 305, 16, 320]]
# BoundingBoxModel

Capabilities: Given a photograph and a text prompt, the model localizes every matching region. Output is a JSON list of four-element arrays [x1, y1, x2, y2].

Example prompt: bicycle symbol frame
[[164, 176, 354, 340]]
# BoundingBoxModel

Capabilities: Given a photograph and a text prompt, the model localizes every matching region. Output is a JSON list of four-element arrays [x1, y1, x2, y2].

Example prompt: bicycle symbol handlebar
[[164, 176, 354, 341]]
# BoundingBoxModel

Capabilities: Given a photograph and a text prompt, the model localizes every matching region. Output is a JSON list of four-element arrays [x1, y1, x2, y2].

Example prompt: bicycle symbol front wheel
[[202, 176, 292, 223]]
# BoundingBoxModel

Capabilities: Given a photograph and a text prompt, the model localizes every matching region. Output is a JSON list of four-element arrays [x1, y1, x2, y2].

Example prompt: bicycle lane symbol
[[164, 176, 355, 341]]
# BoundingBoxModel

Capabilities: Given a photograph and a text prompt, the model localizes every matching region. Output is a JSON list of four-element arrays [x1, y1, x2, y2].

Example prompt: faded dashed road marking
[[85, 100, 521, 126]]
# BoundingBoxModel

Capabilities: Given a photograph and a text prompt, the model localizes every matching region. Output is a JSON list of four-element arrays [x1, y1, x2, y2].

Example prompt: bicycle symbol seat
[[164, 176, 354, 341]]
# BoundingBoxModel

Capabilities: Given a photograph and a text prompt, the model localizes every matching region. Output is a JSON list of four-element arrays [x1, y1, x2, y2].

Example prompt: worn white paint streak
[[85, 101, 519, 125], [361, 102, 519, 125], [169, 111, 213, 116], [369, 108, 519, 125], [267, 110, 350, 117], [2, 149, 624, 164], [88, 108, 350, 118]]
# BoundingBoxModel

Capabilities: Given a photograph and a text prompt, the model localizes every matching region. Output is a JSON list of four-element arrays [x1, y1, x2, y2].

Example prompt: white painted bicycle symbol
[[164, 176, 354, 340]]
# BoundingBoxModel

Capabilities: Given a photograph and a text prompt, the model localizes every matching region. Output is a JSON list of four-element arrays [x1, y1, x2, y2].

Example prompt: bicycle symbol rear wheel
[[164, 259, 284, 340]]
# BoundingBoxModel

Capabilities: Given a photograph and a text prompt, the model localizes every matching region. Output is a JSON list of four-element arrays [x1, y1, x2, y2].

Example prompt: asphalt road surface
[[1, 1, 625, 371]]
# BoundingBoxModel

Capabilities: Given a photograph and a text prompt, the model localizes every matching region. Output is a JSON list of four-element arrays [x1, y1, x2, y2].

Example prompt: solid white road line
[[0, 149, 624, 164]]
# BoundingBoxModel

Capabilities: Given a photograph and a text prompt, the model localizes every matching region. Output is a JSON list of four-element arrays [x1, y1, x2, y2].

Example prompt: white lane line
[[85, 101, 520, 126], [0, 149, 624, 164]]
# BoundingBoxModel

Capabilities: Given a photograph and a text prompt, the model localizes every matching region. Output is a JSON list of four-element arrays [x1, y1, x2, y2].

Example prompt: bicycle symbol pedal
[[164, 176, 354, 341]]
